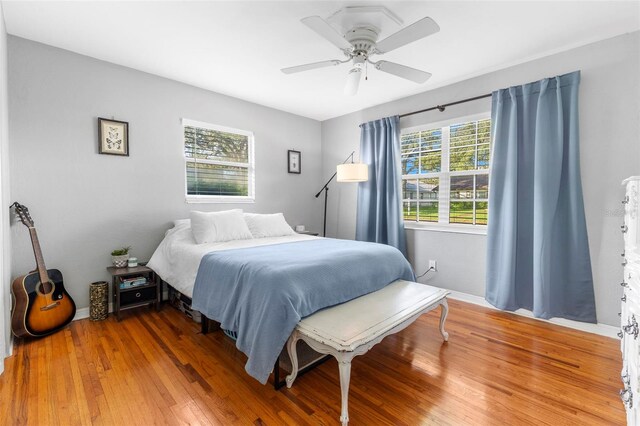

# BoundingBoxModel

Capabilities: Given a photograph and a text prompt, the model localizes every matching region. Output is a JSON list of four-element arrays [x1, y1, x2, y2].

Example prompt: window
[[401, 115, 490, 227], [183, 119, 254, 203]]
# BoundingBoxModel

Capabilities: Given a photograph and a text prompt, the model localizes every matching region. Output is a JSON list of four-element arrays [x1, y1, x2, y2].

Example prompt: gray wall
[[321, 32, 640, 326], [8, 36, 323, 311], [0, 4, 10, 369]]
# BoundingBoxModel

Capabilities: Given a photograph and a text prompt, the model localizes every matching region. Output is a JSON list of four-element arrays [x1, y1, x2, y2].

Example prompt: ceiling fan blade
[[344, 68, 362, 96], [374, 61, 432, 83], [301, 16, 353, 51], [281, 60, 342, 74], [375, 17, 440, 54]]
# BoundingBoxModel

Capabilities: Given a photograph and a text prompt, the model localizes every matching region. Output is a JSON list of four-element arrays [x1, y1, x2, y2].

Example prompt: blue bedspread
[[190, 238, 414, 384]]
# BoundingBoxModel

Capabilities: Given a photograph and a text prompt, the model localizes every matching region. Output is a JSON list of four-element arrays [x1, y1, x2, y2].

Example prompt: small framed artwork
[[98, 118, 129, 156], [288, 150, 301, 174]]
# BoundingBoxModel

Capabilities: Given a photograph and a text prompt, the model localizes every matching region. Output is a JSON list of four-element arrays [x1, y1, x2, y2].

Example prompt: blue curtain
[[356, 116, 407, 256], [486, 71, 596, 323]]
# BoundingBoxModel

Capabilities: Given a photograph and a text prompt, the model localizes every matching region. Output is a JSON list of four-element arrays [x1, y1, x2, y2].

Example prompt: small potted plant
[[111, 246, 131, 268]]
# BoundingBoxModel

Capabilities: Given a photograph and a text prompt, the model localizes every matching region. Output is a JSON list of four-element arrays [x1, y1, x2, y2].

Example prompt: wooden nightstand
[[107, 265, 161, 321]]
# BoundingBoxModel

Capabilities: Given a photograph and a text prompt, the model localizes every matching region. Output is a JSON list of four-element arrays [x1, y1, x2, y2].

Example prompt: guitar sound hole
[[38, 282, 54, 294]]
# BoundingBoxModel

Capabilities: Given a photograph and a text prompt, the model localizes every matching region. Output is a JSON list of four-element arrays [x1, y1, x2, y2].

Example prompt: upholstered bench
[[285, 280, 450, 425]]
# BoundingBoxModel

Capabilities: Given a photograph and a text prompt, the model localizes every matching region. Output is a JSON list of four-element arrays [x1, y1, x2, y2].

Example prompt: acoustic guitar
[[10, 202, 76, 338]]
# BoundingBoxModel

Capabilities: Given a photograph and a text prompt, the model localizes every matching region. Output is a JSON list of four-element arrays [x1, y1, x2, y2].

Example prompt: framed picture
[[98, 118, 129, 156], [288, 150, 301, 174]]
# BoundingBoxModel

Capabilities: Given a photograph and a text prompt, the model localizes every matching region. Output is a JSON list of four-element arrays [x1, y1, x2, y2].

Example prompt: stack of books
[[119, 276, 148, 289]]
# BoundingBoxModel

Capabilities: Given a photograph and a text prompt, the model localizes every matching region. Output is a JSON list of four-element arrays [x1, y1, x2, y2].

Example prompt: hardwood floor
[[0, 299, 625, 425]]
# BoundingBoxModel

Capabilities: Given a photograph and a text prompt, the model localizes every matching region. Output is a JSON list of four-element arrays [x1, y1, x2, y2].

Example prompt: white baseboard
[[73, 306, 100, 321], [447, 290, 620, 339]]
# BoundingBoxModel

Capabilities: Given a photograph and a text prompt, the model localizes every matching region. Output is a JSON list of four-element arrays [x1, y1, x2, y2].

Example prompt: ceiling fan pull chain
[[365, 60, 368, 81]]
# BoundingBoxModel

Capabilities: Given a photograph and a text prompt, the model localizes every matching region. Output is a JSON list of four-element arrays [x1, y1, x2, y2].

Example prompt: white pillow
[[244, 213, 296, 238], [190, 210, 253, 244]]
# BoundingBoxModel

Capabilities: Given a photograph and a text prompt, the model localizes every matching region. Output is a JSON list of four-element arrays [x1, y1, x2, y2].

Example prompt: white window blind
[[183, 119, 255, 203], [401, 114, 490, 227]]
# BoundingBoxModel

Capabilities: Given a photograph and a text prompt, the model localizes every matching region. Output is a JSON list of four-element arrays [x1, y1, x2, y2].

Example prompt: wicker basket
[[89, 281, 109, 321]]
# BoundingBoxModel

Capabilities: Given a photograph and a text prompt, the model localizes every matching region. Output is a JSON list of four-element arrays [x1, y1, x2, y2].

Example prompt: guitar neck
[[28, 227, 49, 285]]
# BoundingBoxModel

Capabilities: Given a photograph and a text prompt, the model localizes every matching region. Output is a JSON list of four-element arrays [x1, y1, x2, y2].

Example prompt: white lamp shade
[[337, 163, 368, 182]]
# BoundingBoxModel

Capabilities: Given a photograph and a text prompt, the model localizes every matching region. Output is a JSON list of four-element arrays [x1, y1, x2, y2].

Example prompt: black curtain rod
[[399, 93, 492, 119]]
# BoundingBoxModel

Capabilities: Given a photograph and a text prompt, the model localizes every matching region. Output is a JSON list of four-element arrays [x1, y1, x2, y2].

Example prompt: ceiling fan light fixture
[[344, 68, 362, 96]]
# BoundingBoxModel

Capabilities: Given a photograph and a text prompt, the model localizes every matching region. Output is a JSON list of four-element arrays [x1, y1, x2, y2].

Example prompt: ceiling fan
[[281, 14, 440, 95]]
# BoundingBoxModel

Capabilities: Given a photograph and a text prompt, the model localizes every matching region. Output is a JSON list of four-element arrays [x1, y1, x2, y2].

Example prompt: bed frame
[[165, 283, 328, 389], [200, 314, 330, 389]]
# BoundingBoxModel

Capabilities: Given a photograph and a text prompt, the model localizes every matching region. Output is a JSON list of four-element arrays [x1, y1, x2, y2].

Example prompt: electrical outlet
[[429, 260, 437, 271]]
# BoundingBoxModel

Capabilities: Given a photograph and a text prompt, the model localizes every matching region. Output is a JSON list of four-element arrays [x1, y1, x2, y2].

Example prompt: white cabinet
[[621, 176, 640, 425]]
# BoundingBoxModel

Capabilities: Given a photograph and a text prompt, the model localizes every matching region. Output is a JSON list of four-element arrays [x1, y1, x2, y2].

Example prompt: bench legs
[[286, 297, 450, 425], [285, 332, 300, 388], [286, 332, 356, 425], [439, 299, 450, 341], [338, 358, 352, 426]]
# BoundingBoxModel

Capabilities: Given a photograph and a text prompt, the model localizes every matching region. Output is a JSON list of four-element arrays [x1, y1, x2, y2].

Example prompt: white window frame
[[182, 118, 255, 204], [401, 112, 491, 234]]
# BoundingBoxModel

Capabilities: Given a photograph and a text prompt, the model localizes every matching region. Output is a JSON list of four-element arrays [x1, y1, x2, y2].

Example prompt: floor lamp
[[315, 151, 368, 237]]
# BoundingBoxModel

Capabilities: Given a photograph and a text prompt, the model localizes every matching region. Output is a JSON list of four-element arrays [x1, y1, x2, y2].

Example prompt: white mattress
[[147, 223, 319, 297]]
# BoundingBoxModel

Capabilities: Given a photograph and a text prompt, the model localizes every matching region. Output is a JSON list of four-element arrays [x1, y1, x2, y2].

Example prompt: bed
[[147, 212, 414, 384], [147, 219, 318, 298]]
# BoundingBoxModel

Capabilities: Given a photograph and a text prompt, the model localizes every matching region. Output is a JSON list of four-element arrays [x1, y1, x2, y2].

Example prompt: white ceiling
[[3, 1, 639, 121]]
